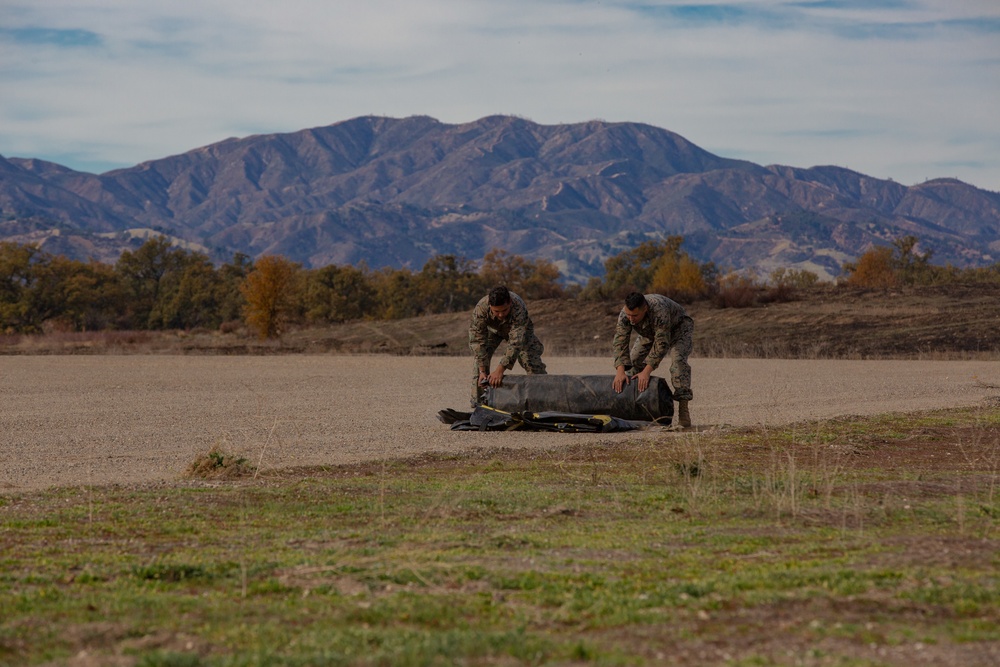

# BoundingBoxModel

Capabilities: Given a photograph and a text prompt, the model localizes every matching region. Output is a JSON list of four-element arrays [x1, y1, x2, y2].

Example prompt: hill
[[2, 115, 999, 282], [4, 284, 999, 360]]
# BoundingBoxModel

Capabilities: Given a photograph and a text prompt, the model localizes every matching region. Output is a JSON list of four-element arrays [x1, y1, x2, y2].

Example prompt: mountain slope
[[2, 115, 998, 281]]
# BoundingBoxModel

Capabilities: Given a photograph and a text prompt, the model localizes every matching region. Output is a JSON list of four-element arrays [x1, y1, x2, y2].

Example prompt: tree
[[0, 242, 42, 332], [479, 249, 562, 299], [602, 238, 685, 295], [115, 237, 195, 328], [891, 235, 934, 285], [0, 243, 126, 333], [590, 236, 714, 300], [843, 245, 897, 288], [369, 267, 420, 320], [303, 264, 377, 323], [153, 256, 222, 330], [416, 255, 485, 312], [843, 236, 938, 288], [33, 256, 123, 331], [649, 253, 707, 302], [216, 253, 253, 324], [240, 255, 303, 338]]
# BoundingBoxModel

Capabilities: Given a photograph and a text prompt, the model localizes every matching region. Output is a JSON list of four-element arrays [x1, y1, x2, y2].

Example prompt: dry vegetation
[[3, 283, 999, 360]]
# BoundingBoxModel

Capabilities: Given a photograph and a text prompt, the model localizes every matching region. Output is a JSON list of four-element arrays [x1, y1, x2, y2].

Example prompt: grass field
[[3, 407, 998, 666]]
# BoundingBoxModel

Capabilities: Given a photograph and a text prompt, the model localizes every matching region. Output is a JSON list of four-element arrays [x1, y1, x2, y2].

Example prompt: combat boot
[[677, 400, 691, 428]]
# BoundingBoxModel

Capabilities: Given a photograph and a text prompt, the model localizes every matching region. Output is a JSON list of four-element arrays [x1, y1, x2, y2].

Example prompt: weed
[[186, 446, 252, 479]]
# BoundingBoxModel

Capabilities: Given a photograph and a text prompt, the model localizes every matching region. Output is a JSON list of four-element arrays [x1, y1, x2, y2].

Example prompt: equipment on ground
[[483, 374, 673, 423], [438, 406, 641, 432]]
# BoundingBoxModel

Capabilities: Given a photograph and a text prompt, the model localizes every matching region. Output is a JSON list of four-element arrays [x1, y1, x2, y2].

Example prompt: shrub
[[843, 246, 897, 288], [713, 273, 760, 308], [186, 447, 252, 479]]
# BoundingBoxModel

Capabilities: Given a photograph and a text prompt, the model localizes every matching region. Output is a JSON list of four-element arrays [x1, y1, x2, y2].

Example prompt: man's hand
[[478, 370, 490, 387], [487, 364, 507, 387], [634, 366, 653, 392], [613, 367, 629, 393]]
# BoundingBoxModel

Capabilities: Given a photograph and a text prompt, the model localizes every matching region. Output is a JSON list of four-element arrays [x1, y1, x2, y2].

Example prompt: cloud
[[0, 0, 998, 190], [0, 26, 103, 47]]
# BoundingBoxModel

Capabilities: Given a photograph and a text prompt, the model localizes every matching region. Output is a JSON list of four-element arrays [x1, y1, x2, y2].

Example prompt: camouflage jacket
[[612, 294, 692, 371], [469, 292, 534, 370]]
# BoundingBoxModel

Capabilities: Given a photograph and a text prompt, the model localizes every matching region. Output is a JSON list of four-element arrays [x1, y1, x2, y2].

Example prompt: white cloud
[[1, 0, 998, 190]]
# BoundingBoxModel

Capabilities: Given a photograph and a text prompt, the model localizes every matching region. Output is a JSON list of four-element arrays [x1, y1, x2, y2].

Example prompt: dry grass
[[3, 283, 998, 360]]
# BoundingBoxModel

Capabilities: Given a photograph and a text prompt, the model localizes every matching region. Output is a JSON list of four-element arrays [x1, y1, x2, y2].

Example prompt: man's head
[[488, 286, 512, 320], [623, 292, 648, 325]]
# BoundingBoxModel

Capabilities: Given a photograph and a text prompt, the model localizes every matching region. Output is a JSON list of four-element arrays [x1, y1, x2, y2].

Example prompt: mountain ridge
[[2, 115, 998, 282]]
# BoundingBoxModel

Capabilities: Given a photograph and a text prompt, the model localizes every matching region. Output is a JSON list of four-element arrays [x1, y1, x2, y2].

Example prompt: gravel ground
[[2, 355, 1000, 493]]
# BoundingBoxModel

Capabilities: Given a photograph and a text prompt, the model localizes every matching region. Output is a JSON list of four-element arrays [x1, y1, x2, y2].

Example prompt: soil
[[3, 355, 999, 494]]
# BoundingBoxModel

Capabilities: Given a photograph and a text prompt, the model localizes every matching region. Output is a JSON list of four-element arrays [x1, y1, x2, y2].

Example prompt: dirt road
[[3, 355, 999, 493]]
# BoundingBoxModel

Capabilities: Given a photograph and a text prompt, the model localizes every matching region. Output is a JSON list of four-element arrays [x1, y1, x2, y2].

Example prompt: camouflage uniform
[[469, 291, 547, 407], [612, 293, 694, 401]]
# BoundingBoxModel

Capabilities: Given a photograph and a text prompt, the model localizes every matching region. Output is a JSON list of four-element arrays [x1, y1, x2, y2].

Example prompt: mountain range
[[2, 114, 999, 282]]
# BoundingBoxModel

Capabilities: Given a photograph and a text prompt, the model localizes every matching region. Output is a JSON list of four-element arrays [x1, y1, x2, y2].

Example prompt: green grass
[[2, 407, 999, 666]]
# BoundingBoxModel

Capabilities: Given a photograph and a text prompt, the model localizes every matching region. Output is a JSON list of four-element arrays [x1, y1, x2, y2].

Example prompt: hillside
[[4, 284, 999, 360], [2, 115, 999, 282]]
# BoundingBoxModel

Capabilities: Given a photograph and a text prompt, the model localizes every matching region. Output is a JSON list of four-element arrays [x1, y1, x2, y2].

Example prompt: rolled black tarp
[[484, 374, 674, 423]]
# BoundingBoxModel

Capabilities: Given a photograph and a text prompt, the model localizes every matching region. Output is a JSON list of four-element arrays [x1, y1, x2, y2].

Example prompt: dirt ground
[[2, 355, 1000, 494]]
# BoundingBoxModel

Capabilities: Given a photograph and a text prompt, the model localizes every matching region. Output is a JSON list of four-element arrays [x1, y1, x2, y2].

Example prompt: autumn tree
[[842, 236, 939, 288], [649, 252, 707, 303], [240, 255, 303, 338], [843, 246, 897, 288], [590, 236, 713, 301], [479, 249, 562, 299], [601, 238, 683, 295]]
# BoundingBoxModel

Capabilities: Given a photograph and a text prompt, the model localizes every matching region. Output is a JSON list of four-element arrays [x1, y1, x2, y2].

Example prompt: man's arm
[[611, 314, 632, 392]]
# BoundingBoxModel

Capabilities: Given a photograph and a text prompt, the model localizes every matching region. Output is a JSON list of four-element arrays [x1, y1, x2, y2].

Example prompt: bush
[[713, 273, 760, 308]]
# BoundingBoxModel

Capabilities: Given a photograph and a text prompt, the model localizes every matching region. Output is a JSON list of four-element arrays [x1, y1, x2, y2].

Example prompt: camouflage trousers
[[628, 316, 694, 402], [471, 334, 547, 407]]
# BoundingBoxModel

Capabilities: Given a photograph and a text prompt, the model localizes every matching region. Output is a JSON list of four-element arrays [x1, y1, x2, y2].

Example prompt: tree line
[[3, 234, 998, 338], [0, 238, 564, 337]]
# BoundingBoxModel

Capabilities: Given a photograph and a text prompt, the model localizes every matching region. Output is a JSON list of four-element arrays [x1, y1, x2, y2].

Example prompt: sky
[[2, 0, 999, 191]]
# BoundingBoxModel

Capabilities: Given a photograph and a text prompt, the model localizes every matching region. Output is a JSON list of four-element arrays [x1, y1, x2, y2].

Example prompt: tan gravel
[[2, 355, 1000, 493]]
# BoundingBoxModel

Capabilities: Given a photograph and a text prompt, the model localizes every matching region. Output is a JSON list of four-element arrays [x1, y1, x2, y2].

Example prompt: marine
[[468, 286, 547, 407], [611, 291, 694, 427]]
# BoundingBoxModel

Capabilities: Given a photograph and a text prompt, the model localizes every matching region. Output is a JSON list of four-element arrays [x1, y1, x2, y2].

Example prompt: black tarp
[[483, 374, 673, 424], [439, 406, 642, 432]]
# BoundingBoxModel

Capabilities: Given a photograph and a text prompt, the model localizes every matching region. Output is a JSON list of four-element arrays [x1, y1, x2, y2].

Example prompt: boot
[[677, 400, 691, 428]]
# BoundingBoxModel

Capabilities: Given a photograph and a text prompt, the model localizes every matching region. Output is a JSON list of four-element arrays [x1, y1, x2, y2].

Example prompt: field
[[2, 284, 1000, 666]]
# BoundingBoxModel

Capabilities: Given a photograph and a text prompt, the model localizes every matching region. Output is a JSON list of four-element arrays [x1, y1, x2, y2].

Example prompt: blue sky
[[2, 0, 998, 191]]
